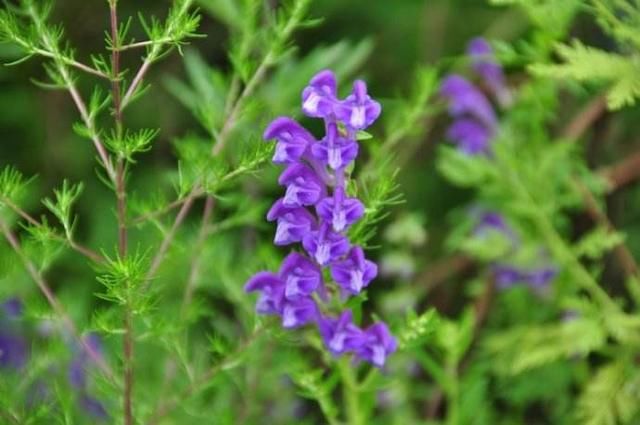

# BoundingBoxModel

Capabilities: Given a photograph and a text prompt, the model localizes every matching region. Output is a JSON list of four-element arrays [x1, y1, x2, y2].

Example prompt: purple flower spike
[[316, 186, 364, 232], [311, 122, 359, 170], [467, 37, 511, 107], [267, 199, 316, 245], [302, 224, 350, 266], [282, 298, 318, 328], [331, 246, 378, 295], [318, 311, 364, 355], [440, 74, 497, 131], [244, 272, 285, 315], [246, 69, 395, 364], [356, 322, 397, 368], [446, 119, 492, 155], [336, 80, 382, 130], [279, 164, 325, 207], [302, 70, 339, 118], [264, 117, 316, 164], [280, 252, 322, 299]]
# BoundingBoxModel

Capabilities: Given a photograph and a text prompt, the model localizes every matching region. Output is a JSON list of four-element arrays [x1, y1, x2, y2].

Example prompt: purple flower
[[440, 74, 497, 132], [473, 210, 516, 244], [282, 297, 318, 328], [1, 298, 23, 319], [279, 163, 325, 207], [264, 117, 316, 164], [267, 199, 316, 245], [525, 266, 557, 288], [316, 186, 364, 232], [493, 264, 556, 290], [0, 332, 27, 369], [79, 394, 109, 419], [356, 322, 397, 368], [69, 333, 103, 389], [467, 37, 511, 107], [302, 70, 339, 118], [280, 252, 322, 299], [245, 272, 286, 315], [302, 224, 350, 266], [311, 122, 359, 170], [331, 246, 378, 295], [318, 311, 364, 355], [335, 80, 382, 130], [446, 119, 491, 155]]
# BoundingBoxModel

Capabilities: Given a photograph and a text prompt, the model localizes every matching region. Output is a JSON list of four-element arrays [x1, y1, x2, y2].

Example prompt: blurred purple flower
[[467, 37, 511, 107], [440, 74, 497, 132]]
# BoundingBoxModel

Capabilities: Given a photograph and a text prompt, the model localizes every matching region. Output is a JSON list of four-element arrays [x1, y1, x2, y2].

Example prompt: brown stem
[[599, 150, 640, 192], [561, 95, 607, 140], [110, 3, 133, 423]]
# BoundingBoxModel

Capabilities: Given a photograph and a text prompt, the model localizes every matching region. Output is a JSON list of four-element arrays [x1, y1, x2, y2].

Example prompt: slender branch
[[180, 197, 214, 315], [0, 217, 115, 380], [121, 0, 195, 109], [144, 194, 196, 284], [0, 195, 104, 262], [25, 2, 116, 181], [146, 329, 264, 424], [129, 191, 204, 225], [30, 47, 109, 79], [114, 38, 174, 52]]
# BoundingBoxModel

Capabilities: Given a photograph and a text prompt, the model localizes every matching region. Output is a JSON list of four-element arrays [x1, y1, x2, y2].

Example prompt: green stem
[[339, 359, 364, 425], [445, 360, 459, 425]]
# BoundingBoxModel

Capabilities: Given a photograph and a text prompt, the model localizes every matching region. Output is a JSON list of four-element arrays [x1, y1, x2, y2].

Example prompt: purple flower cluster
[[440, 37, 510, 155], [245, 70, 397, 367], [473, 211, 557, 291]]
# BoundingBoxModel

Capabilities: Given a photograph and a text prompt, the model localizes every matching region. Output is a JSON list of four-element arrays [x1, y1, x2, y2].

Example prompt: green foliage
[[576, 361, 640, 425], [530, 40, 640, 109], [41, 180, 83, 240]]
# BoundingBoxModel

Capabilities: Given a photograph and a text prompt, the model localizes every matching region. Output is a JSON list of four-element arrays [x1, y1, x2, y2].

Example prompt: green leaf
[[530, 40, 640, 109], [573, 226, 625, 260]]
